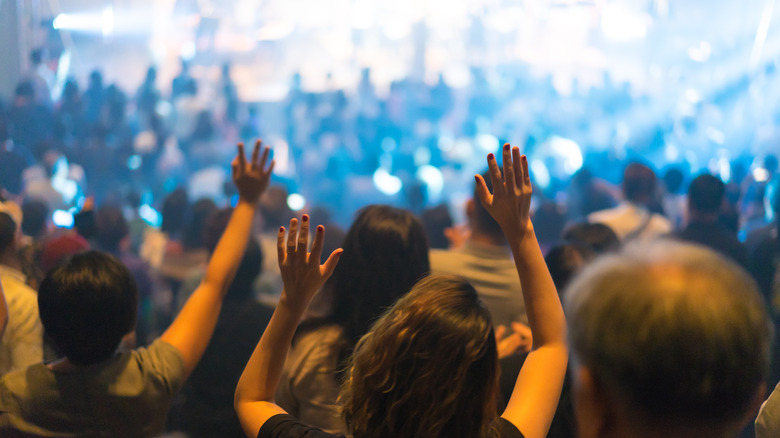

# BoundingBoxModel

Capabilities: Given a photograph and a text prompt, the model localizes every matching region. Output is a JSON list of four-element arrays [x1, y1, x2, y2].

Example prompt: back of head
[[421, 203, 453, 250], [161, 188, 189, 236], [545, 243, 595, 292], [622, 162, 657, 204], [203, 208, 263, 299], [0, 212, 16, 254], [562, 222, 620, 254], [183, 198, 217, 250], [565, 241, 771, 433], [38, 251, 138, 365], [21, 199, 49, 238], [342, 274, 498, 438], [95, 204, 129, 252], [687, 173, 725, 214], [326, 205, 430, 346]]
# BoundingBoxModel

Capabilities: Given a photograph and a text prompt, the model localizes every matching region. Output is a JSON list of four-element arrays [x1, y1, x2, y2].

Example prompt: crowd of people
[[0, 53, 779, 438]]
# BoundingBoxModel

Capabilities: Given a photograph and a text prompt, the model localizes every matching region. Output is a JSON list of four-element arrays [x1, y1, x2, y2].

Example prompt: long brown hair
[[340, 274, 499, 438]]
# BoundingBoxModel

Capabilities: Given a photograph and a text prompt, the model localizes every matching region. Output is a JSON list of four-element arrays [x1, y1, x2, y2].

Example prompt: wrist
[[277, 292, 311, 316]]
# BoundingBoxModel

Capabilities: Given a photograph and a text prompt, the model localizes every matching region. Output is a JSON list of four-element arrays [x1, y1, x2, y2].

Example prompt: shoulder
[[257, 414, 344, 438], [132, 339, 186, 391]]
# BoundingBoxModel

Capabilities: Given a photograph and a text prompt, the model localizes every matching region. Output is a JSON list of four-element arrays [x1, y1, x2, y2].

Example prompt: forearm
[[203, 200, 256, 292], [508, 227, 567, 348], [236, 298, 306, 404]]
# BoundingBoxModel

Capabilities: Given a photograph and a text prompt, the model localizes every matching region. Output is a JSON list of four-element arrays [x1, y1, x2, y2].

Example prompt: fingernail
[[317, 225, 324, 232], [488, 153, 494, 160], [302, 215, 309, 222], [279, 226, 284, 232], [503, 143, 510, 151]]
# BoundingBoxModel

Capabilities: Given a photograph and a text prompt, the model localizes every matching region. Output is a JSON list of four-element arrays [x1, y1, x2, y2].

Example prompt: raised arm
[[235, 215, 342, 438], [477, 144, 568, 438], [0, 278, 7, 339], [160, 140, 274, 378]]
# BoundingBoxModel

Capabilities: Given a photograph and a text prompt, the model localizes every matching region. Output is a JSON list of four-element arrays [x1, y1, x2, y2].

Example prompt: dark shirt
[[673, 221, 749, 268], [257, 414, 526, 438]]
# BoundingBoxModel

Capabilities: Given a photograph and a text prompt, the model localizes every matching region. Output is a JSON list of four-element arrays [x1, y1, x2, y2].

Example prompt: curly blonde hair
[[340, 274, 500, 438]]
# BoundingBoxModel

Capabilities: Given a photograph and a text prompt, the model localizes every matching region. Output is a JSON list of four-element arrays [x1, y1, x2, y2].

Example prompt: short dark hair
[[95, 205, 129, 252], [0, 212, 16, 253], [688, 173, 725, 214], [21, 199, 48, 238], [622, 162, 657, 203], [562, 222, 620, 254], [565, 241, 772, 430], [472, 170, 504, 240], [38, 251, 138, 365]]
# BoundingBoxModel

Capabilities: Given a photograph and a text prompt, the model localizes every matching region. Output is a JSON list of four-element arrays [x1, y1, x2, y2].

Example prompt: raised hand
[[232, 140, 274, 204], [277, 215, 342, 311], [475, 143, 533, 243]]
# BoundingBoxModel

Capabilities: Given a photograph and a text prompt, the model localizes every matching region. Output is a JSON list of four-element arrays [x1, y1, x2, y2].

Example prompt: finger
[[474, 174, 492, 208], [310, 224, 326, 264], [298, 215, 310, 254], [512, 147, 523, 188], [521, 155, 531, 187], [237, 142, 247, 172], [287, 218, 298, 256], [277, 226, 286, 264], [259, 144, 271, 171], [495, 325, 507, 341], [321, 248, 343, 279], [486, 153, 504, 196], [250, 139, 261, 170], [502, 143, 516, 193], [265, 159, 276, 177]]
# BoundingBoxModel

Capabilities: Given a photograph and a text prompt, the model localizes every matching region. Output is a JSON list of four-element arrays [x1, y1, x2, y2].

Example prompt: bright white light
[[102, 6, 114, 37], [287, 193, 306, 211], [52, 210, 74, 228], [530, 160, 551, 189], [601, 6, 648, 41], [706, 127, 725, 145], [373, 168, 403, 196], [414, 147, 431, 166], [476, 134, 499, 153], [754, 167, 770, 182], [53, 12, 103, 32], [181, 41, 197, 61], [416, 165, 444, 199], [718, 157, 731, 183], [688, 41, 711, 62], [256, 22, 296, 41], [139, 204, 161, 227], [548, 136, 583, 175]]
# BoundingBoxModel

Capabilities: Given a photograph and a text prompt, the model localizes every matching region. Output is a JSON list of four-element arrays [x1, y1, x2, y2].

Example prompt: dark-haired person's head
[[562, 222, 620, 254], [565, 241, 771, 438], [545, 243, 595, 292], [0, 212, 17, 256], [38, 251, 138, 366], [95, 205, 129, 253], [662, 168, 685, 195], [421, 203, 453, 249], [688, 173, 725, 216], [325, 205, 430, 348], [203, 208, 264, 300], [21, 199, 49, 239], [622, 162, 657, 205], [469, 170, 504, 241], [183, 198, 217, 250], [342, 274, 498, 438], [14, 81, 35, 100], [161, 188, 189, 236]]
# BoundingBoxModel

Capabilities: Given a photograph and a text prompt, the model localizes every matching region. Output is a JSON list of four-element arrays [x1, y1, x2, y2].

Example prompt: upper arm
[[235, 400, 288, 438], [501, 343, 568, 438], [159, 281, 223, 378]]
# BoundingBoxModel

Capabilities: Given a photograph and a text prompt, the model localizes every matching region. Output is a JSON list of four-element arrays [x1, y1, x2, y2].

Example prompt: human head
[[342, 274, 498, 438], [203, 208, 263, 299], [325, 205, 429, 347], [688, 173, 725, 215], [421, 203, 453, 250], [38, 251, 138, 365], [562, 222, 620, 254], [622, 162, 657, 204], [0, 212, 16, 256], [21, 199, 49, 238], [545, 243, 595, 292], [182, 198, 217, 250], [95, 204, 129, 253], [565, 241, 771, 438], [161, 188, 189, 236]]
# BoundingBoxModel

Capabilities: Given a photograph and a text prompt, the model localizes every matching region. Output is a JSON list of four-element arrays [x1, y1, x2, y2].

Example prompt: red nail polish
[[317, 225, 324, 232], [302, 215, 309, 222], [503, 143, 510, 150], [488, 153, 494, 160], [279, 226, 284, 232]]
